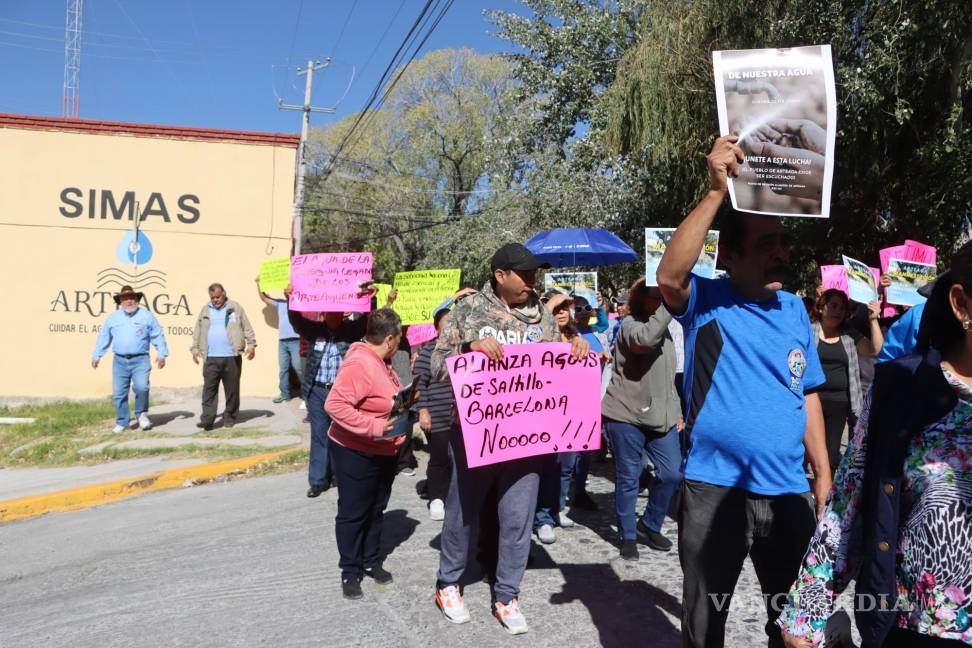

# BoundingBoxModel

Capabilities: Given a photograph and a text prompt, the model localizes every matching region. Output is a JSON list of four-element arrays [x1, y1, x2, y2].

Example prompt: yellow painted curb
[[0, 451, 288, 524]]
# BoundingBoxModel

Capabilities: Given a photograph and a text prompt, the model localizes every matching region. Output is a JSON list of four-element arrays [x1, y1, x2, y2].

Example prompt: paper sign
[[392, 270, 461, 325], [886, 258, 936, 307], [879, 245, 909, 275], [842, 255, 878, 304], [905, 240, 937, 267], [406, 323, 438, 347], [375, 283, 393, 309], [544, 272, 598, 307], [820, 265, 849, 297], [289, 252, 373, 313], [446, 343, 602, 468], [258, 257, 291, 292], [713, 45, 837, 218], [644, 228, 719, 287]]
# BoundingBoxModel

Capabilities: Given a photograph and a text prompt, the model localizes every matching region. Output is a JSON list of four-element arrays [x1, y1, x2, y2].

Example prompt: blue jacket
[[854, 347, 956, 646], [876, 302, 924, 362]]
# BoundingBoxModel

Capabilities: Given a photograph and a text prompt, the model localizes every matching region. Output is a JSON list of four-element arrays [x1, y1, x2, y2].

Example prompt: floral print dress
[[777, 366, 972, 645]]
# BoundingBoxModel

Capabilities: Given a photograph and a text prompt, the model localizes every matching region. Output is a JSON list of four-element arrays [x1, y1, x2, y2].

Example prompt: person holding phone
[[323, 308, 406, 601]]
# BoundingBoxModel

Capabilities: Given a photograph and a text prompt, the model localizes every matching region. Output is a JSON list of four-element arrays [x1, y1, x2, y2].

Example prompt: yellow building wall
[[0, 125, 297, 397]]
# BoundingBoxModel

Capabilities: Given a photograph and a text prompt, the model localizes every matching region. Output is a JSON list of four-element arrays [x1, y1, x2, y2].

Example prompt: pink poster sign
[[289, 252, 373, 313], [879, 245, 909, 274], [446, 343, 602, 468], [820, 265, 848, 297], [407, 323, 438, 347], [905, 240, 937, 266]]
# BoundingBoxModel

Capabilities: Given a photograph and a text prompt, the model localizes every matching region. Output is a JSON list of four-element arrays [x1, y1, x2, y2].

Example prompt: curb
[[0, 451, 289, 524]]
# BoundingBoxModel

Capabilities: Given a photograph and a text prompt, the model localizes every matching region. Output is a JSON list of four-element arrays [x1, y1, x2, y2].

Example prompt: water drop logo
[[116, 231, 153, 265]]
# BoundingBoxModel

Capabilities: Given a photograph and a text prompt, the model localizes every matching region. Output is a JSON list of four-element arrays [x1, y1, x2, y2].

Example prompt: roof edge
[[0, 113, 300, 147]]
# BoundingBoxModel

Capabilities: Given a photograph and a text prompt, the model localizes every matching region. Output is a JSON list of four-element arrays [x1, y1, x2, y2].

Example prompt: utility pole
[[278, 59, 336, 255], [62, 0, 83, 118]]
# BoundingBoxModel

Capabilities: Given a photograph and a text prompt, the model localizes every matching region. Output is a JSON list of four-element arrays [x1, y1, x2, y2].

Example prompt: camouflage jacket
[[430, 281, 560, 382]]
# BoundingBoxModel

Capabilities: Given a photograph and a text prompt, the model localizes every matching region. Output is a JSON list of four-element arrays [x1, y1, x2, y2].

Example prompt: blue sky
[[0, 0, 526, 133]]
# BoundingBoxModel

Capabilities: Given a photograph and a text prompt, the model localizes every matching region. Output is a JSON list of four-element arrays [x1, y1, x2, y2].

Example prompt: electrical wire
[[328, 0, 359, 61]]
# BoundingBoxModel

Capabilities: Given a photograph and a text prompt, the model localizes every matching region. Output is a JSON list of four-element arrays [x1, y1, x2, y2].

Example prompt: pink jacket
[[325, 342, 404, 456]]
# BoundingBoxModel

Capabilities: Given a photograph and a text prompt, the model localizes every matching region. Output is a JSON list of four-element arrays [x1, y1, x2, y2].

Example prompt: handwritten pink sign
[[879, 245, 909, 275], [905, 240, 937, 266], [407, 323, 438, 347], [289, 252, 373, 313], [446, 343, 602, 468], [820, 265, 849, 297]]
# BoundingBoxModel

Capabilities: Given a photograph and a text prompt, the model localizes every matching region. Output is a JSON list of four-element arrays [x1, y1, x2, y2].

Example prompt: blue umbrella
[[524, 227, 638, 267]]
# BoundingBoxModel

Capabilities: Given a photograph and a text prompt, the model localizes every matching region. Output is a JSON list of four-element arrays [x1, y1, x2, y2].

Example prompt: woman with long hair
[[780, 242, 972, 647]]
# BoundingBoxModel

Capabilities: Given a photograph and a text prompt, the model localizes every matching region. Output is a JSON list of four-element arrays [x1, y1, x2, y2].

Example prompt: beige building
[[0, 114, 299, 397]]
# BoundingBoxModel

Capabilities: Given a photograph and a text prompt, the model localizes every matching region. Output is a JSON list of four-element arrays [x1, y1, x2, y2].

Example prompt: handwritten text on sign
[[446, 343, 602, 468], [258, 257, 291, 292], [289, 252, 373, 313], [393, 269, 461, 325]]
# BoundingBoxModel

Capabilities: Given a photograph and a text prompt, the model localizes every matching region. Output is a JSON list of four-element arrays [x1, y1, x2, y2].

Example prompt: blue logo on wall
[[116, 230, 153, 265]]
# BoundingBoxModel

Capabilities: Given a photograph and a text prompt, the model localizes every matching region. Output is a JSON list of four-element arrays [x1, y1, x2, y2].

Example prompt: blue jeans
[[606, 421, 682, 540], [559, 451, 592, 510], [112, 354, 150, 426], [534, 454, 560, 528], [307, 384, 335, 487], [278, 338, 301, 399]]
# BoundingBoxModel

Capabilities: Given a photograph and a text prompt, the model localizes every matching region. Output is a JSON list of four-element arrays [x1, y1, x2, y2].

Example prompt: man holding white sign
[[656, 136, 830, 648], [430, 242, 589, 636]]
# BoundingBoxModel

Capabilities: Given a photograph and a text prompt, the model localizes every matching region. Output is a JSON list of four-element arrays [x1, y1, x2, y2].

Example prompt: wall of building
[[0, 117, 298, 397]]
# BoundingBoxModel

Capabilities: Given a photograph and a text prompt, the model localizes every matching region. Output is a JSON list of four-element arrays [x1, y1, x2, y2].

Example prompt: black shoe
[[637, 520, 673, 552], [364, 565, 393, 585], [307, 485, 325, 498], [342, 578, 363, 600], [620, 539, 639, 561], [572, 489, 599, 511], [272, 396, 290, 404], [223, 418, 236, 429], [196, 421, 213, 431]]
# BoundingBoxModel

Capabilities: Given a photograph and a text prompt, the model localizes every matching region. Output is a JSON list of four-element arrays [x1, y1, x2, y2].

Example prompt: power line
[[285, 0, 304, 69], [328, 0, 359, 61], [356, 0, 407, 79]]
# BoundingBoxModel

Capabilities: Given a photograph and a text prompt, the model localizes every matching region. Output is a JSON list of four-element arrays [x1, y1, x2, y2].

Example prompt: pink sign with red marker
[[446, 343, 602, 468]]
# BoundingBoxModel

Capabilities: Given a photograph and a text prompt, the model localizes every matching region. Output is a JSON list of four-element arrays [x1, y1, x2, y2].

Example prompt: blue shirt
[[92, 307, 168, 359], [207, 304, 236, 358], [877, 302, 924, 362], [673, 276, 824, 495], [275, 300, 298, 340], [314, 332, 344, 384]]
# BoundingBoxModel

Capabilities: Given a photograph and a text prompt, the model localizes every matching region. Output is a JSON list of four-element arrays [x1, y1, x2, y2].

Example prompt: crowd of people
[[88, 135, 972, 647]]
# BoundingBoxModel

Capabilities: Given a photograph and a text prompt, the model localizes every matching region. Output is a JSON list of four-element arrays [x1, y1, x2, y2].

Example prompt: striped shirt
[[413, 342, 454, 434]]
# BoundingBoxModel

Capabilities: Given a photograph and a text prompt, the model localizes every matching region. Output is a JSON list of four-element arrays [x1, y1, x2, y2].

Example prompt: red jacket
[[325, 342, 404, 456]]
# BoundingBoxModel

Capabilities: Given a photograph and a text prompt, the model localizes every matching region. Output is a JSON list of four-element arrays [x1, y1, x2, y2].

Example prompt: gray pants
[[436, 425, 541, 604]]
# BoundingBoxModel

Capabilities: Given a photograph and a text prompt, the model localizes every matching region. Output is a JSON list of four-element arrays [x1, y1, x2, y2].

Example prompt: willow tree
[[604, 0, 972, 288]]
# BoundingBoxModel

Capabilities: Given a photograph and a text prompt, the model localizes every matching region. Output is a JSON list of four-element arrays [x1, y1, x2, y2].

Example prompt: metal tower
[[62, 0, 82, 118]]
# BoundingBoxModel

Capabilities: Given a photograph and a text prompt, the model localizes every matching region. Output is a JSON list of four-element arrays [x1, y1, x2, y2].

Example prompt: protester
[[190, 283, 256, 431], [431, 242, 589, 635], [809, 289, 884, 474], [91, 285, 168, 433], [324, 308, 407, 600], [779, 241, 972, 648], [560, 293, 607, 512], [414, 307, 456, 521], [656, 135, 831, 648], [878, 302, 926, 361], [602, 278, 682, 560], [284, 283, 385, 497], [534, 291, 578, 543], [591, 289, 611, 333], [255, 277, 301, 403]]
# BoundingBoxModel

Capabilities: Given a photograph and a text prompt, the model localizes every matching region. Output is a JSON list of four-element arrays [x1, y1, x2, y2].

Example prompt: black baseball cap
[[490, 243, 550, 272]]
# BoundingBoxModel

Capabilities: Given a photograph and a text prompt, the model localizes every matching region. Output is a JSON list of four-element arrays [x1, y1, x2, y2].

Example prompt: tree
[[603, 0, 972, 288]]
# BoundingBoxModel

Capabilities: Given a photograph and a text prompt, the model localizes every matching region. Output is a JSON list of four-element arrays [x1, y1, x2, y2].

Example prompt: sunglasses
[[574, 304, 594, 313]]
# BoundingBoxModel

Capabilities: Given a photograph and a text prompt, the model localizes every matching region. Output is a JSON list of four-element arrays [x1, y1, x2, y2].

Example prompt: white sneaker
[[537, 524, 556, 544], [299, 401, 307, 410], [558, 509, 575, 527], [112, 424, 126, 434], [435, 585, 470, 624], [493, 598, 529, 635], [137, 413, 152, 430], [429, 499, 445, 521]]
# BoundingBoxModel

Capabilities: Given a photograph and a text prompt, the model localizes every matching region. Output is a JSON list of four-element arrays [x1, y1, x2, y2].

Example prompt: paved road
[[1, 458, 829, 647]]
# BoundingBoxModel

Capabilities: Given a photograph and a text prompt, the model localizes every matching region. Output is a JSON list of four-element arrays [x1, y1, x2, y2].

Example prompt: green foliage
[[604, 0, 972, 289]]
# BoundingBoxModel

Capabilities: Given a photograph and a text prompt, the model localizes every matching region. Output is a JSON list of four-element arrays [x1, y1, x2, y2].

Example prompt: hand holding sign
[[446, 343, 602, 468]]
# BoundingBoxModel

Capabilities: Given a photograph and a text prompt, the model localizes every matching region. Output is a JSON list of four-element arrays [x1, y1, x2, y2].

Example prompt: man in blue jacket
[[92, 286, 169, 433]]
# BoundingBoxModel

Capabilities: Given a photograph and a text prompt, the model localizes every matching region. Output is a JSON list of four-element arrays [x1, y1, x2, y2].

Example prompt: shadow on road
[[380, 509, 419, 559], [550, 562, 682, 648], [148, 410, 194, 427], [230, 409, 275, 424]]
